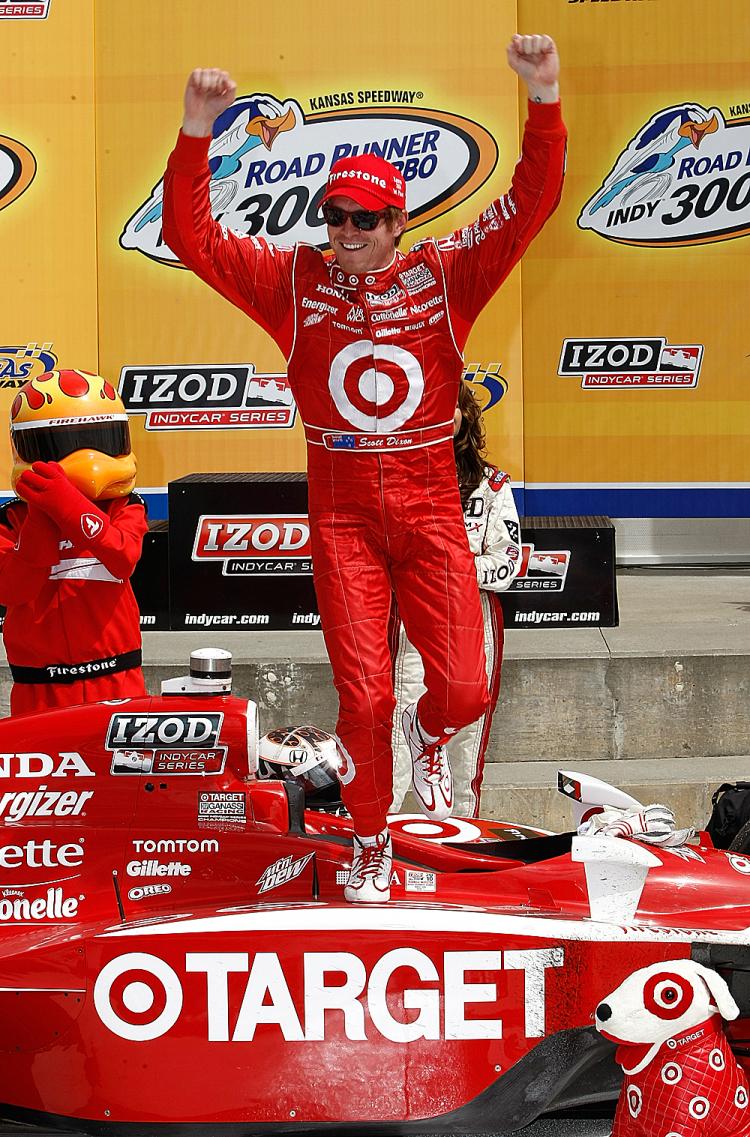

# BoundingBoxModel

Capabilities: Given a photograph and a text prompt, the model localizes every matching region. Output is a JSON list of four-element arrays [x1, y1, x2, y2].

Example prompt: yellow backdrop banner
[[2, 1, 747, 520], [518, 0, 749, 518], [0, 0, 97, 485]]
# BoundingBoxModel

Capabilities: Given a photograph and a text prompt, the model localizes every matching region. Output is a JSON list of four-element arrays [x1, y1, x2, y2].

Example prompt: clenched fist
[[507, 35, 560, 103], [182, 68, 237, 137]]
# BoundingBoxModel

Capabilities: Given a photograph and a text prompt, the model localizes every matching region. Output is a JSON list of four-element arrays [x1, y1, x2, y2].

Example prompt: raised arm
[[162, 70, 295, 351], [436, 34, 566, 341], [181, 68, 237, 137]]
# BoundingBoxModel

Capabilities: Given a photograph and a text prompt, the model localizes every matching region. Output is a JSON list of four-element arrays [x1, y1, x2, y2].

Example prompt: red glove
[[17, 462, 109, 544]]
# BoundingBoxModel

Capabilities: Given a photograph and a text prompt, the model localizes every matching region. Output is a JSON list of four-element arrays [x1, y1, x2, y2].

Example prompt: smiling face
[[326, 195, 407, 275]]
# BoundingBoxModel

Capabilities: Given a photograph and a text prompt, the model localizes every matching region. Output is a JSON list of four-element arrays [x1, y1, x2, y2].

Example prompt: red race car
[[0, 652, 748, 1135]]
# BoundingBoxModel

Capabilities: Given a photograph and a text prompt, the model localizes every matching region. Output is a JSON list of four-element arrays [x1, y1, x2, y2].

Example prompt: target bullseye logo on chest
[[329, 340, 424, 432]]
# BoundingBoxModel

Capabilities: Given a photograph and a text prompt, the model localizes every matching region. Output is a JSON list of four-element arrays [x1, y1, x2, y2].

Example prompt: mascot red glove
[[17, 461, 110, 543]]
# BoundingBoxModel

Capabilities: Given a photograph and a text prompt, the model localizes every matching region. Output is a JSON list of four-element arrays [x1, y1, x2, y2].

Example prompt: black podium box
[[502, 516, 618, 628], [167, 474, 618, 630], [168, 473, 318, 631]]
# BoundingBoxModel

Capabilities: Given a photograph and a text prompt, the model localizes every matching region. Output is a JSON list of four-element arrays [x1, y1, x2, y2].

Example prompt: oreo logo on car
[[106, 713, 223, 750], [128, 884, 172, 901]]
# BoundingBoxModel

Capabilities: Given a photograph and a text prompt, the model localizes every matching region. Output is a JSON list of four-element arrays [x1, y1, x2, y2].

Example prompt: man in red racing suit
[[162, 35, 566, 901]]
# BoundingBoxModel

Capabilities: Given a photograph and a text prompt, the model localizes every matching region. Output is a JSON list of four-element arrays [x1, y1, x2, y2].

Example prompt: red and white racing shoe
[[344, 830, 392, 903], [402, 702, 454, 821]]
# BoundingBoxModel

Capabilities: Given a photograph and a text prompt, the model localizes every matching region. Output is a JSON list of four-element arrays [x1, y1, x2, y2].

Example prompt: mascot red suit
[[0, 369, 147, 715]]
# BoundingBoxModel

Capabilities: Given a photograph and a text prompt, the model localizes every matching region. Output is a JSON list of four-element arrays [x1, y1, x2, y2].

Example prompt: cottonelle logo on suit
[[121, 92, 497, 260]]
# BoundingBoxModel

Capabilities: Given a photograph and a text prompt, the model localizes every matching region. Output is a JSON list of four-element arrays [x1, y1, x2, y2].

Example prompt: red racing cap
[[320, 154, 407, 211]]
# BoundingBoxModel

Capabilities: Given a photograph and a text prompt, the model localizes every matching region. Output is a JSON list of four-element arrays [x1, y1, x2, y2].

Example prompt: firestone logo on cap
[[322, 154, 406, 210], [328, 169, 388, 190]]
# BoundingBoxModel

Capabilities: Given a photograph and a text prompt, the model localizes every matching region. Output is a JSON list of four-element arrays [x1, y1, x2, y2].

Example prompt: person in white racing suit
[[391, 382, 521, 817]]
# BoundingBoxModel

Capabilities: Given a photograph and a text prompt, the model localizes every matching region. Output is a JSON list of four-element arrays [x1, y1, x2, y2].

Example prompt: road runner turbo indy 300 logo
[[579, 103, 750, 246], [0, 136, 36, 211], [121, 93, 497, 261]]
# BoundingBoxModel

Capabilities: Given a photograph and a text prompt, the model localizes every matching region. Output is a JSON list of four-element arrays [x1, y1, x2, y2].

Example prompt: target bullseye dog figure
[[596, 958, 750, 1136]]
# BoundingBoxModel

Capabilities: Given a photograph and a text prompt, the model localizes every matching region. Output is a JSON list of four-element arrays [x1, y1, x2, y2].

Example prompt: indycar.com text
[[514, 611, 600, 624], [184, 614, 270, 627]]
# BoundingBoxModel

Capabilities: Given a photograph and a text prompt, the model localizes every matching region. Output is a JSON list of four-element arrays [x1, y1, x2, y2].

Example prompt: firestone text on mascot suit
[[0, 369, 147, 716], [161, 34, 566, 902]]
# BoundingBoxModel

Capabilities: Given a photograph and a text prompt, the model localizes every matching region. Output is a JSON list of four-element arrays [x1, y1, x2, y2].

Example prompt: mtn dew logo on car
[[121, 90, 498, 263]]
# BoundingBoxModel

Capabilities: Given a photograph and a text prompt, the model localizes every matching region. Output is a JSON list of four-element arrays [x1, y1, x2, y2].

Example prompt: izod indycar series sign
[[193, 515, 311, 575], [119, 365, 295, 431], [558, 338, 703, 390], [106, 713, 227, 776]]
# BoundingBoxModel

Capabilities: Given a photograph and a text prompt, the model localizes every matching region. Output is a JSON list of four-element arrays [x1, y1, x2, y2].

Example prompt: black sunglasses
[[321, 204, 388, 231]]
